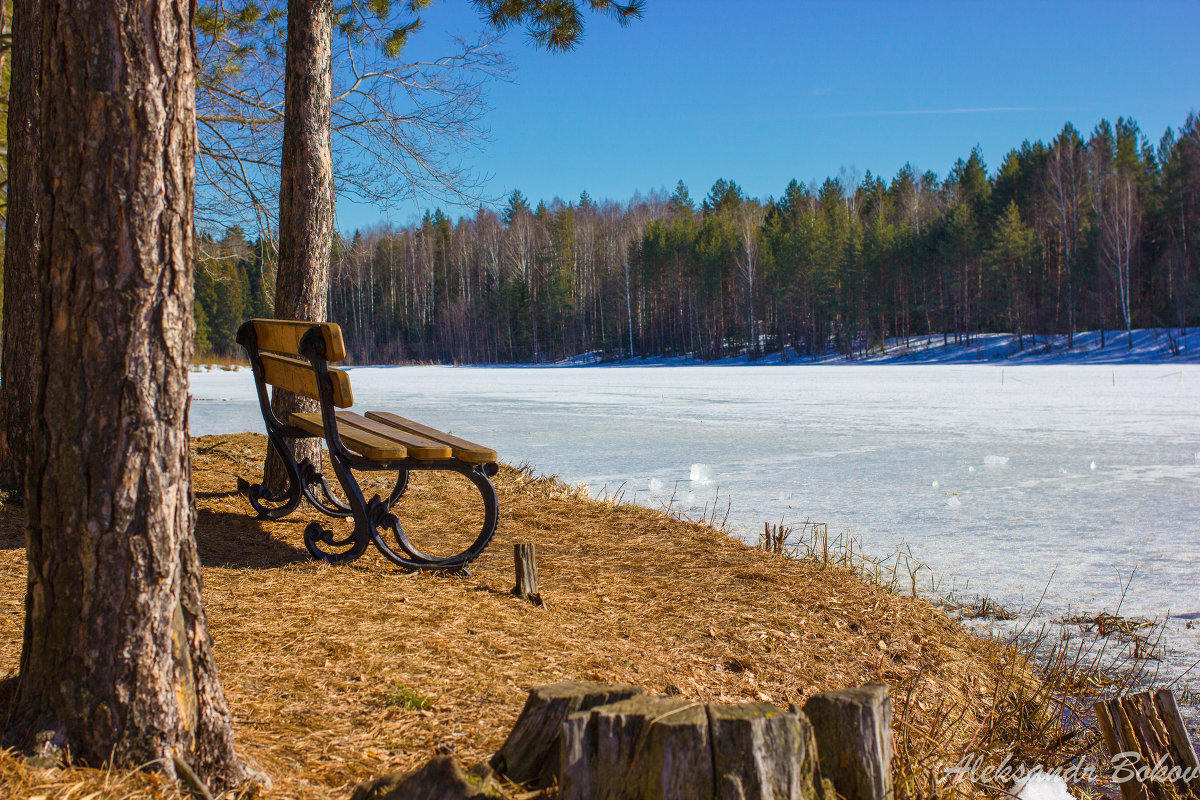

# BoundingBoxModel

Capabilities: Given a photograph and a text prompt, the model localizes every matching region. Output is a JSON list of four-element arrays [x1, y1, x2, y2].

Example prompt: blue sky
[[336, 0, 1200, 230]]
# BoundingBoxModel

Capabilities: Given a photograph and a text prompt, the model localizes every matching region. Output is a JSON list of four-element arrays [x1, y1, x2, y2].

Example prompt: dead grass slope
[[0, 433, 1036, 799]]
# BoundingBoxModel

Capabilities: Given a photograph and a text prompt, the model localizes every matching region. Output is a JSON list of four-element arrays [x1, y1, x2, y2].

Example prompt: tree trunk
[[5, 0, 249, 789], [0, 0, 42, 499], [264, 0, 335, 491]]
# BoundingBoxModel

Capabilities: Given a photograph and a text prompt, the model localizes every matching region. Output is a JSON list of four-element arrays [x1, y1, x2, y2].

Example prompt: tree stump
[[512, 542, 542, 605], [350, 756, 501, 800], [490, 680, 643, 787], [802, 684, 893, 800], [561, 695, 713, 800], [707, 702, 828, 800], [1095, 689, 1200, 800]]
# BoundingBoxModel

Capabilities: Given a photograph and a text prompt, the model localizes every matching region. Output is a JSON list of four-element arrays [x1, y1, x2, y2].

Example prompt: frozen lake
[[191, 363, 1200, 685]]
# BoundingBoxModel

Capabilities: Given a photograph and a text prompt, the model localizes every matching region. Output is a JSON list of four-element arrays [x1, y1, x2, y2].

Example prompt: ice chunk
[[984, 455, 1009, 466], [1089, 461, 1096, 470], [931, 479, 939, 488], [1013, 773, 1072, 800], [967, 465, 976, 473], [648, 477, 664, 493], [946, 494, 962, 507], [690, 463, 714, 484]]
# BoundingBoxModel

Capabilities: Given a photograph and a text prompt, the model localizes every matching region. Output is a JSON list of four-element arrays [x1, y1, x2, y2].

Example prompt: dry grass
[[0, 433, 1082, 799]]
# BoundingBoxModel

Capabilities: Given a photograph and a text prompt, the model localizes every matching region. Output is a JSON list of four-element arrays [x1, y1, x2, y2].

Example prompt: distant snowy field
[[191, 337, 1200, 688]]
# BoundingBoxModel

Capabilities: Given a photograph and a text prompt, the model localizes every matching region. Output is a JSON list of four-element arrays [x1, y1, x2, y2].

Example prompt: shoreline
[[188, 328, 1200, 371], [0, 432, 1132, 798]]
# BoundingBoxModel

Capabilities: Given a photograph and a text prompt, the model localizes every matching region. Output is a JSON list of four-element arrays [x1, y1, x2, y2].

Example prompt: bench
[[235, 319, 499, 570]]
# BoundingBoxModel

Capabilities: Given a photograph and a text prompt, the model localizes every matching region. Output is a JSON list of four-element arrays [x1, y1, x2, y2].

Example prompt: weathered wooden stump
[[708, 702, 828, 800], [1095, 689, 1200, 800], [561, 695, 713, 800], [803, 684, 893, 800], [490, 680, 643, 787], [349, 756, 500, 800], [370, 682, 891, 800], [512, 542, 542, 605]]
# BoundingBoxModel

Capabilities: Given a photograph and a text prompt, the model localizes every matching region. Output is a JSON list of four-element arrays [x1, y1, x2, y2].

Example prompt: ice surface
[[191, 361, 1200, 688]]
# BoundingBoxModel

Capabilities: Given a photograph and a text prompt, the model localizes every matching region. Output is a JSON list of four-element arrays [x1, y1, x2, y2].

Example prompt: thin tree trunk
[[6, 0, 248, 788], [0, 0, 42, 498], [265, 0, 335, 491]]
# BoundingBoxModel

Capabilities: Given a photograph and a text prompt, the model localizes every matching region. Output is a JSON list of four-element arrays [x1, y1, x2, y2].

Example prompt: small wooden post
[[512, 542, 542, 605], [803, 683, 893, 800], [1094, 689, 1200, 800]]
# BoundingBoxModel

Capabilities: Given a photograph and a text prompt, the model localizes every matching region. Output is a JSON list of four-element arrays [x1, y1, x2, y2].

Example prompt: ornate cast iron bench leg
[[303, 451, 499, 571], [236, 431, 307, 520]]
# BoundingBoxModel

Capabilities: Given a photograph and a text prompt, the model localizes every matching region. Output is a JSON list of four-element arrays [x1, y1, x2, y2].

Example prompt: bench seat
[[289, 410, 497, 464]]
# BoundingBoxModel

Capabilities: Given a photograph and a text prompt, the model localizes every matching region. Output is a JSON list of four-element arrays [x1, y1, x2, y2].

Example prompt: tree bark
[[802, 684, 893, 800], [0, 0, 43, 499], [264, 0, 335, 492], [4, 0, 249, 789], [491, 680, 643, 787]]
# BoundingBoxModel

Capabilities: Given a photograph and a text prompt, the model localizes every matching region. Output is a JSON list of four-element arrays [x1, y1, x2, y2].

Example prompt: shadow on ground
[[196, 508, 311, 569]]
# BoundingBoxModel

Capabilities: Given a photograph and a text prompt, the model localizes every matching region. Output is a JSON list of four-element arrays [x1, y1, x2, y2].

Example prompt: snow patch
[[984, 455, 1009, 467], [1013, 773, 1073, 800]]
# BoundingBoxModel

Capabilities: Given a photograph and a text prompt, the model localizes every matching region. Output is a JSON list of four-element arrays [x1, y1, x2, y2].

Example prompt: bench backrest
[[243, 319, 354, 408]]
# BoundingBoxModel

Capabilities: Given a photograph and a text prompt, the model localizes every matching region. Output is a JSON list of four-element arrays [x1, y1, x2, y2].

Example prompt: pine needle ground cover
[[0, 434, 1075, 799]]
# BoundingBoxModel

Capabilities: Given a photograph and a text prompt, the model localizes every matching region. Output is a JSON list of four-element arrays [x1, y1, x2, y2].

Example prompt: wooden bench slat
[[259, 352, 353, 408], [365, 411, 497, 463], [290, 413, 408, 460], [335, 411, 453, 461], [252, 319, 347, 362]]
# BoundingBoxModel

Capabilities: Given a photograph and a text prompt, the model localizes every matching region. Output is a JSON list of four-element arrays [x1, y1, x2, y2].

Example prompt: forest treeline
[[197, 114, 1200, 363]]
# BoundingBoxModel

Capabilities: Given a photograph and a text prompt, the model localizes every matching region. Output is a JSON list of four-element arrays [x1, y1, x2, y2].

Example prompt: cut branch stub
[[560, 695, 713, 800], [802, 683, 893, 800], [512, 542, 542, 605], [707, 702, 829, 800], [490, 680, 643, 787]]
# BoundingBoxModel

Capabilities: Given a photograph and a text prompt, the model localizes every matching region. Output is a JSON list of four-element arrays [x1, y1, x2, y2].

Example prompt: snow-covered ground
[[576, 328, 1200, 366], [191, 346, 1200, 692]]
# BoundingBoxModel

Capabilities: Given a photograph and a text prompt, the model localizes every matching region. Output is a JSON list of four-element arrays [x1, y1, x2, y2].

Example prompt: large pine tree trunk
[[4, 0, 249, 789], [0, 0, 42, 499], [264, 0, 335, 491]]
